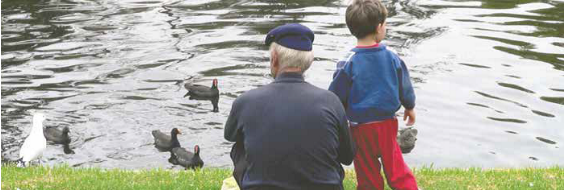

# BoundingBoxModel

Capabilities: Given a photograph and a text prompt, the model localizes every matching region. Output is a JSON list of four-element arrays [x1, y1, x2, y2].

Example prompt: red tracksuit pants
[[351, 118, 418, 190]]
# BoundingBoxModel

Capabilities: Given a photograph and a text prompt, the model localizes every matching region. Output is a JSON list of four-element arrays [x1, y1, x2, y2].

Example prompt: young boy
[[329, 0, 418, 189]]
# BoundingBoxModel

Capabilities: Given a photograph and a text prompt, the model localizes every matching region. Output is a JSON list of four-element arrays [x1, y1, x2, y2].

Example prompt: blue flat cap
[[265, 23, 314, 51]]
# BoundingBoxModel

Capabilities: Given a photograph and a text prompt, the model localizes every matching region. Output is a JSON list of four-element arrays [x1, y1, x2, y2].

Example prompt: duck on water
[[184, 79, 220, 112], [44, 126, 75, 154], [152, 128, 182, 152]]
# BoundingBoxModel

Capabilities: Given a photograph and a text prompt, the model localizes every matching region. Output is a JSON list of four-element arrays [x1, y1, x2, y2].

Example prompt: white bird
[[17, 113, 47, 167]]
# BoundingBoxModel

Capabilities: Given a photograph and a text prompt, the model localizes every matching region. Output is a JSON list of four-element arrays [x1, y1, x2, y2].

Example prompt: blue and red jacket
[[329, 44, 416, 124]]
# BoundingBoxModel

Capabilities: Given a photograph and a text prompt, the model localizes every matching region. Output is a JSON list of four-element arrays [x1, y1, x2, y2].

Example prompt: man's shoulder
[[232, 83, 285, 105], [233, 85, 269, 103], [305, 84, 343, 105], [236, 82, 336, 102]]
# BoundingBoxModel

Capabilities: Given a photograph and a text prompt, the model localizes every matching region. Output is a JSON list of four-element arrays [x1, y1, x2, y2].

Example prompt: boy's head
[[346, 0, 388, 41]]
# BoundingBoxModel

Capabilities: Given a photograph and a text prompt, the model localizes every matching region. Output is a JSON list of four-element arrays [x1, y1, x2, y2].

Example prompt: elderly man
[[224, 23, 355, 190]]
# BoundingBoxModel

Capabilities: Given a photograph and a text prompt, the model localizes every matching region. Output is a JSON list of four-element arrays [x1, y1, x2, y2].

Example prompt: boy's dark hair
[[345, 0, 388, 39]]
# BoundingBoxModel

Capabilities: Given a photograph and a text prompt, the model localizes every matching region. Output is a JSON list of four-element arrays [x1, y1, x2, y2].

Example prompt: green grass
[[2, 164, 563, 190], [413, 167, 564, 190]]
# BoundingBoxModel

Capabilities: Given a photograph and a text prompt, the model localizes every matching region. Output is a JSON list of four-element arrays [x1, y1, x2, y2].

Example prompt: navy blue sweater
[[225, 72, 355, 190], [329, 44, 416, 124]]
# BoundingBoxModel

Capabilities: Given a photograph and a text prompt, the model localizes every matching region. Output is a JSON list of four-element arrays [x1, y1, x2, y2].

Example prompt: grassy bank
[[2, 165, 563, 189]]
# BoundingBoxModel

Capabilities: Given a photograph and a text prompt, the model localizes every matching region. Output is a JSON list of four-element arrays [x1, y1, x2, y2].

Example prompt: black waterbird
[[168, 145, 204, 170], [184, 79, 219, 112], [152, 128, 182, 152]]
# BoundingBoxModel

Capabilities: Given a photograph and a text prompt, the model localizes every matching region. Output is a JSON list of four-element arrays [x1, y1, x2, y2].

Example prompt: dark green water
[[2, 0, 563, 169]]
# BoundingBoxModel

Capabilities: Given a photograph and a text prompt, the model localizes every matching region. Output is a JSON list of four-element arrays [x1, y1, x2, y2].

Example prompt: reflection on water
[[2, 0, 564, 169]]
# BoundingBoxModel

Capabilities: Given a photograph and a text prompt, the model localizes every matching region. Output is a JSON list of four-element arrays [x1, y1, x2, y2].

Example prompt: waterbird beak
[[183, 93, 189, 98]]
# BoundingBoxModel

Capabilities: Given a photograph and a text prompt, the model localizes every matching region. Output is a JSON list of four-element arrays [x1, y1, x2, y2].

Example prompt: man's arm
[[333, 96, 355, 165], [224, 98, 242, 142]]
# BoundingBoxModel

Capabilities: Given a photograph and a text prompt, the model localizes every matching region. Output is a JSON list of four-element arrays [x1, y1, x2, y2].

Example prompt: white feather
[[18, 113, 47, 167]]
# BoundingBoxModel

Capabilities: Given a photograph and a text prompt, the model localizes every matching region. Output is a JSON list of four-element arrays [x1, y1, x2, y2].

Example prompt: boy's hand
[[403, 109, 416, 126]]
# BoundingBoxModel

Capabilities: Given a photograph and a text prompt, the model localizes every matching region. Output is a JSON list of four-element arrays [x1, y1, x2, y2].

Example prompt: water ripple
[[2, 0, 564, 169]]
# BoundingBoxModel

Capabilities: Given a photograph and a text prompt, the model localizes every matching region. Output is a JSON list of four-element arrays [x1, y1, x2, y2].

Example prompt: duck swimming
[[44, 126, 74, 154], [169, 145, 204, 170], [152, 128, 181, 152], [44, 126, 71, 144], [184, 79, 219, 112]]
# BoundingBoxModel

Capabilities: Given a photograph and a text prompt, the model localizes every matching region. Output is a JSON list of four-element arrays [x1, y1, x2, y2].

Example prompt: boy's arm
[[398, 59, 416, 125], [398, 59, 416, 110], [328, 61, 353, 108]]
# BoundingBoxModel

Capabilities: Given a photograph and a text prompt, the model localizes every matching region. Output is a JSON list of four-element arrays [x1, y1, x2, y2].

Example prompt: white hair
[[269, 42, 314, 72]]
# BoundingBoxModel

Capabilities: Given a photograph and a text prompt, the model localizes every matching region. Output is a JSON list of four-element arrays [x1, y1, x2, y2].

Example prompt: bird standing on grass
[[17, 113, 47, 167], [397, 127, 418, 153], [184, 79, 220, 112], [169, 145, 204, 170]]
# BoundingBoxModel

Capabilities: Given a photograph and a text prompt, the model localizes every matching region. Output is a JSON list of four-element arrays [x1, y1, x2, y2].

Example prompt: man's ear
[[271, 50, 279, 68], [270, 50, 279, 78], [272, 50, 278, 64]]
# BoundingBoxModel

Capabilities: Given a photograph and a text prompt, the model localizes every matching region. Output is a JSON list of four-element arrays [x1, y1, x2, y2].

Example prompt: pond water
[[2, 0, 563, 169]]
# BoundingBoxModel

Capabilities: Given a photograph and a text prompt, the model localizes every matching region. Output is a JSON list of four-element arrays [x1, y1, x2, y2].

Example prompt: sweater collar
[[352, 43, 386, 53], [356, 43, 379, 48], [274, 72, 305, 83]]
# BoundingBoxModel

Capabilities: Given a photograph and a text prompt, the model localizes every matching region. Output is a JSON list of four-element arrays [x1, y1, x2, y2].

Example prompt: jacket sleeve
[[328, 60, 353, 108], [398, 58, 416, 110], [224, 98, 242, 142], [335, 96, 355, 165]]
